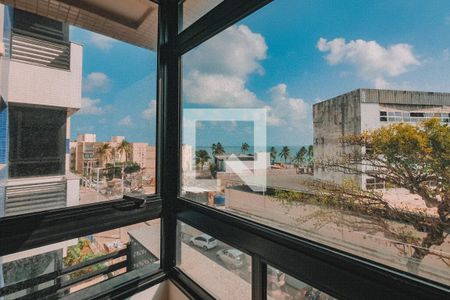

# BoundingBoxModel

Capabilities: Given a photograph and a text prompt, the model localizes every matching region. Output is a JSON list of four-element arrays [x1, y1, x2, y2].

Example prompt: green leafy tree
[[310, 119, 450, 273], [195, 149, 211, 170], [279, 146, 291, 163], [64, 239, 106, 279], [124, 162, 141, 174], [241, 142, 250, 154]]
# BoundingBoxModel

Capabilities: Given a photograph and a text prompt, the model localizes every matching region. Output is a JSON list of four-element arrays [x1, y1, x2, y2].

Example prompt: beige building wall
[[313, 90, 362, 186]]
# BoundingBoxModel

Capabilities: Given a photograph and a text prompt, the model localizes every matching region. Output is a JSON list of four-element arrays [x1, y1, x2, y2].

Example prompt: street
[[180, 232, 252, 283]]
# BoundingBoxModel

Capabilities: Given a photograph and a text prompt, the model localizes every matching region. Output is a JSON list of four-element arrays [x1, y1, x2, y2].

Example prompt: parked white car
[[189, 234, 217, 250], [216, 248, 246, 269]]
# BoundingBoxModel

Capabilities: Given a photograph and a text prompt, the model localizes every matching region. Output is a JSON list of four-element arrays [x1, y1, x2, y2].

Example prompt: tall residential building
[[0, 5, 82, 298], [313, 89, 450, 189], [0, 6, 82, 217]]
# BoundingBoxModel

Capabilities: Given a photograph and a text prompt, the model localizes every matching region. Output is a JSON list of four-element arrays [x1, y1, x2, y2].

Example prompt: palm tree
[[117, 140, 131, 163], [111, 146, 117, 178], [293, 146, 307, 166], [211, 142, 225, 156], [195, 150, 211, 170], [241, 142, 249, 154], [270, 147, 277, 164], [95, 143, 112, 167], [279, 146, 290, 164], [212, 142, 225, 167]]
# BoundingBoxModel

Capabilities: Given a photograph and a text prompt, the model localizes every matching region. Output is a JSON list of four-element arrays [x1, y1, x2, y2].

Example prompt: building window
[[410, 112, 425, 117], [366, 177, 385, 190], [9, 105, 66, 178]]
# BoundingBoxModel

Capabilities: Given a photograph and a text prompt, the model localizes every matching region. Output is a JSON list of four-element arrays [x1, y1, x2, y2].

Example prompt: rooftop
[[314, 88, 450, 107]]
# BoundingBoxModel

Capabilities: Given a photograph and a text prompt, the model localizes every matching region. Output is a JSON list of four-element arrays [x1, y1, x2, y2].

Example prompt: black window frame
[[0, 1, 449, 299]]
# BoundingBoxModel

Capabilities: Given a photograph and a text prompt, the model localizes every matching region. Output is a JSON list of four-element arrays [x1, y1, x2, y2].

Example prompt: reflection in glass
[[267, 266, 336, 300]]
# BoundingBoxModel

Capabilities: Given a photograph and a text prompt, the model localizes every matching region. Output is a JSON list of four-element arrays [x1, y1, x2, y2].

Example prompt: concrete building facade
[[313, 88, 450, 189]]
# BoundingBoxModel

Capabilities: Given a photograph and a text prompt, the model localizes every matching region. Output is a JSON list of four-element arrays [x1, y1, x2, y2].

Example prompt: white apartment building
[[0, 5, 82, 298]]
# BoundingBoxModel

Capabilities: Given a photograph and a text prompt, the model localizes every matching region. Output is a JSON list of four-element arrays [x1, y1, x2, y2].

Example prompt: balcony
[[0, 240, 158, 299], [5, 175, 79, 216], [11, 29, 70, 70], [5, 31, 81, 111]]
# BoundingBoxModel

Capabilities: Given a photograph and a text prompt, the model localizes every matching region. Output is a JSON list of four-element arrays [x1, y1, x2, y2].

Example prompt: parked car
[[189, 234, 217, 250], [267, 266, 286, 289], [216, 248, 246, 269]]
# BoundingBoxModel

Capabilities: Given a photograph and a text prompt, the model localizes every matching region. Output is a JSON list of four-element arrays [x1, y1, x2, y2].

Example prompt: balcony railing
[[0, 248, 129, 299], [10, 29, 71, 70], [0, 235, 159, 300]]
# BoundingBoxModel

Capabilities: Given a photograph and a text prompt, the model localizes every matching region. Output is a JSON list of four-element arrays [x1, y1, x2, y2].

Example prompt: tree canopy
[[285, 119, 449, 274]]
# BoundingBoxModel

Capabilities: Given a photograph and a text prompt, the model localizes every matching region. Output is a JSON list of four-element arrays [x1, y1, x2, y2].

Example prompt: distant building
[[131, 143, 156, 177], [70, 135, 156, 179], [313, 89, 450, 189]]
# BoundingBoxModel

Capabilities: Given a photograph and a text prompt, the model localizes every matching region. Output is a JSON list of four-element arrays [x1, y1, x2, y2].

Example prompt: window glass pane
[[0, 219, 160, 299], [180, 0, 224, 32], [177, 222, 251, 300], [0, 3, 158, 217], [181, 0, 450, 286], [267, 265, 336, 300]]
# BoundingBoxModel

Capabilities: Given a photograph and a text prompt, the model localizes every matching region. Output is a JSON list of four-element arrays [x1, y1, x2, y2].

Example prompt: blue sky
[[70, 0, 450, 148]]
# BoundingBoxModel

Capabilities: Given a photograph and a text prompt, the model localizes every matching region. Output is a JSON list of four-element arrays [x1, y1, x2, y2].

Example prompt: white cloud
[[185, 25, 267, 79], [83, 72, 111, 92], [266, 84, 310, 131], [90, 33, 116, 51], [317, 37, 420, 86], [183, 25, 311, 141], [119, 115, 133, 127], [79, 97, 104, 115], [373, 77, 390, 89], [183, 25, 268, 108], [184, 71, 261, 108], [142, 100, 157, 119]]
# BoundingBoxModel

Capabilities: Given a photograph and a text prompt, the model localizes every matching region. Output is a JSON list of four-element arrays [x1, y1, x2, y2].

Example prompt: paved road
[[181, 233, 252, 283], [180, 232, 334, 299]]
